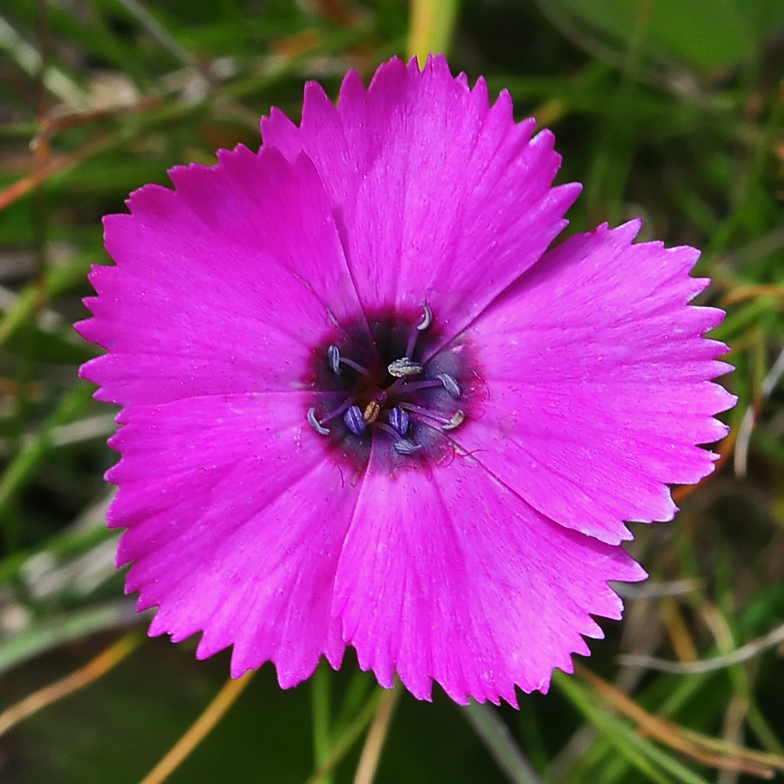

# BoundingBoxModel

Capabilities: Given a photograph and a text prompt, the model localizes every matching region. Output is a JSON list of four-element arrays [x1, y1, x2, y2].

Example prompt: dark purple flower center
[[303, 305, 482, 472]]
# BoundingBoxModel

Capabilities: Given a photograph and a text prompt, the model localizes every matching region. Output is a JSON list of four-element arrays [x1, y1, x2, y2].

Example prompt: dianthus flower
[[76, 55, 734, 706]]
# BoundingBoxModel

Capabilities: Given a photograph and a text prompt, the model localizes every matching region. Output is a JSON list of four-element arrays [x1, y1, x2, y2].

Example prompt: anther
[[438, 373, 461, 399], [327, 344, 371, 378], [406, 304, 433, 358], [398, 401, 465, 432], [363, 400, 381, 424], [388, 357, 424, 378], [344, 405, 367, 436], [441, 410, 465, 431], [394, 438, 422, 455], [389, 407, 410, 436], [417, 304, 432, 331], [307, 407, 330, 436], [327, 345, 341, 375]]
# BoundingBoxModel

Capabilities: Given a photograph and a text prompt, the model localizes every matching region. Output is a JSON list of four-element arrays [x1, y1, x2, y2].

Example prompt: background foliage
[[0, 0, 782, 782]]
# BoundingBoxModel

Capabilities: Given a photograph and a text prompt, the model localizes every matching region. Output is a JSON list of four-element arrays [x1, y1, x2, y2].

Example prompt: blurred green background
[[0, 0, 782, 782]]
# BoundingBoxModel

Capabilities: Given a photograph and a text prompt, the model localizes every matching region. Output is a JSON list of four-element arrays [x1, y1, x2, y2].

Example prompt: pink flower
[[76, 55, 734, 706]]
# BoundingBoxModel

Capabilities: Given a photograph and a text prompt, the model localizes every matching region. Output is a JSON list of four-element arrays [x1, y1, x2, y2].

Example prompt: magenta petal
[[455, 221, 736, 544], [77, 144, 365, 406], [263, 55, 580, 350], [78, 54, 736, 704], [332, 445, 645, 705], [109, 392, 352, 686]]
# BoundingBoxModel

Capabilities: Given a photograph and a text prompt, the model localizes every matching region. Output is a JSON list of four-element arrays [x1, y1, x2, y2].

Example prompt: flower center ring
[[305, 304, 479, 469]]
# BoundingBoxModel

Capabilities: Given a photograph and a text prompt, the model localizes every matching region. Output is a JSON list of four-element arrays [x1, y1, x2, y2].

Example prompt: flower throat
[[303, 305, 480, 471]]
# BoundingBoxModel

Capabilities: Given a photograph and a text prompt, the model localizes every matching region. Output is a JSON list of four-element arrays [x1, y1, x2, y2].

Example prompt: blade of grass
[[574, 663, 780, 778], [0, 13, 87, 107], [312, 661, 333, 784], [463, 701, 543, 784], [555, 671, 712, 784], [304, 687, 388, 784], [407, 0, 458, 62], [0, 600, 139, 675], [0, 384, 93, 529]]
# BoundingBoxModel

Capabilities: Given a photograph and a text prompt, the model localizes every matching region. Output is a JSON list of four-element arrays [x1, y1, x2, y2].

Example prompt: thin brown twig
[[574, 663, 783, 778], [139, 672, 255, 784], [0, 133, 113, 213], [0, 93, 165, 217], [34, 97, 163, 142], [721, 284, 784, 305], [0, 632, 142, 737], [671, 425, 737, 503]]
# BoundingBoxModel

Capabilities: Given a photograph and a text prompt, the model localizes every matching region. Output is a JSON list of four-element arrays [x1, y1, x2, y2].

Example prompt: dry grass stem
[[575, 663, 784, 778], [0, 632, 141, 737], [138, 672, 255, 784], [616, 622, 784, 674], [352, 684, 400, 784]]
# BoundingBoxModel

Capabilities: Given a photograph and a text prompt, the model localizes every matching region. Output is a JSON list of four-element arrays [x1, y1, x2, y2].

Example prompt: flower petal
[[454, 221, 736, 544], [109, 392, 355, 687], [262, 55, 580, 350], [77, 144, 365, 406], [332, 446, 645, 705]]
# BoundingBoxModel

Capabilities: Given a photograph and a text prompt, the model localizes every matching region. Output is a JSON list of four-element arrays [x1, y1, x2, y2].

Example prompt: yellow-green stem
[[407, 0, 458, 65]]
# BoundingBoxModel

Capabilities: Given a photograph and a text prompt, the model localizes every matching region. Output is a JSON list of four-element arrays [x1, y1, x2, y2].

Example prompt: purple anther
[[438, 373, 461, 399], [327, 345, 341, 375], [307, 407, 330, 436], [343, 404, 367, 435], [394, 438, 422, 455], [388, 357, 424, 378], [389, 407, 410, 436]]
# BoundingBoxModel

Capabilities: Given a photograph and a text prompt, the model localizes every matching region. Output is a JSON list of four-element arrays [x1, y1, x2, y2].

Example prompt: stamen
[[327, 345, 341, 375], [441, 410, 465, 431], [388, 358, 424, 378], [417, 304, 433, 331], [340, 356, 372, 378], [386, 377, 442, 397], [308, 398, 354, 436], [405, 303, 433, 358], [437, 373, 461, 399], [394, 438, 422, 455], [363, 400, 381, 424], [320, 399, 353, 425], [399, 402, 466, 431], [307, 407, 330, 436], [344, 405, 367, 435], [389, 407, 410, 436], [327, 345, 371, 378], [309, 307, 472, 459]]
